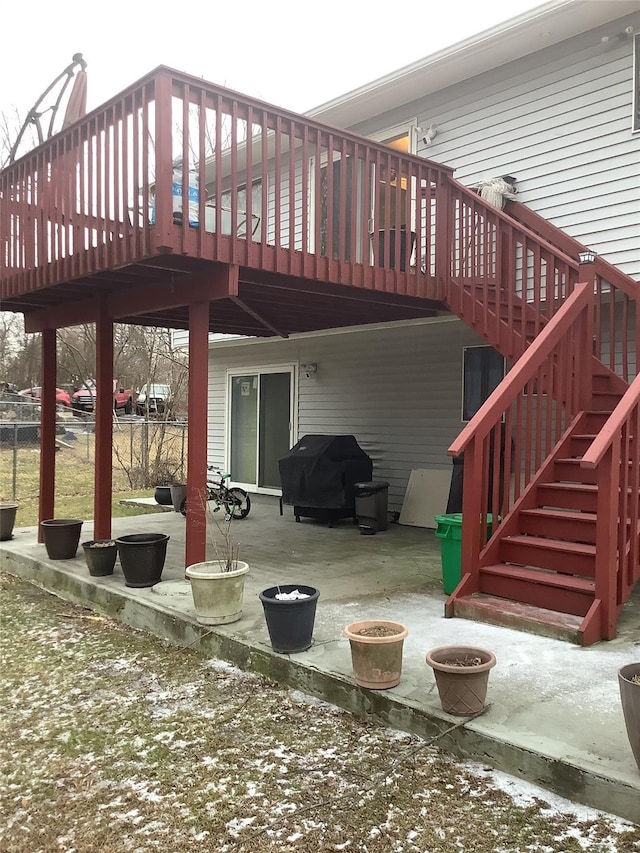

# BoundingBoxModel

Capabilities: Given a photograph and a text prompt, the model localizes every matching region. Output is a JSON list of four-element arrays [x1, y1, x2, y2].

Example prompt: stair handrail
[[580, 372, 640, 470], [507, 200, 640, 302], [446, 176, 580, 272], [449, 282, 592, 457], [579, 370, 640, 637]]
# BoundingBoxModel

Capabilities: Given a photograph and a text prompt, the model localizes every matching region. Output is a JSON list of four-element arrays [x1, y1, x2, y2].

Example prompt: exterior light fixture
[[578, 250, 597, 264]]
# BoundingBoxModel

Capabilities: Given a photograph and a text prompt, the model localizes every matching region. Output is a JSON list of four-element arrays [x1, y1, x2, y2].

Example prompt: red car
[[18, 386, 72, 408]]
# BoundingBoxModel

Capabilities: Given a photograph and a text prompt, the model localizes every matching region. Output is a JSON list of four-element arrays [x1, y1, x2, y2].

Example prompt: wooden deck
[[1, 67, 451, 336]]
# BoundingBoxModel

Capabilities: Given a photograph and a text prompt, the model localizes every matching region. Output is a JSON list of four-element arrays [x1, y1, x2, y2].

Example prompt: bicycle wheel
[[224, 487, 251, 519]]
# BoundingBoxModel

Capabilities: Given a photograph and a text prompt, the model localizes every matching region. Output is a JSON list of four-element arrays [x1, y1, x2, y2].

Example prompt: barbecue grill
[[279, 434, 372, 526]]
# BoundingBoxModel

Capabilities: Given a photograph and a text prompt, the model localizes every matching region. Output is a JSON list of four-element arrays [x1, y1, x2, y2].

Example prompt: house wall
[[350, 13, 640, 279], [207, 318, 490, 513]]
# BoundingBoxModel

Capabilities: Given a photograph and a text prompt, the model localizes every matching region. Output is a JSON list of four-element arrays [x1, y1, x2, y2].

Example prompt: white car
[[136, 384, 172, 417]]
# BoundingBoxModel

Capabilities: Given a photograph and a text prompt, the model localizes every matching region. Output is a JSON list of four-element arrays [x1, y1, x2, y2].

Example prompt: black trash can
[[355, 481, 389, 534]]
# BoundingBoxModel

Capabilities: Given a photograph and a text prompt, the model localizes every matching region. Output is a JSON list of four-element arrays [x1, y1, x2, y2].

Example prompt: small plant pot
[[154, 486, 173, 506], [41, 518, 83, 560], [344, 620, 408, 689], [82, 539, 117, 577], [186, 560, 249, 625], [426, 645, 496, 716], [619, 663, 640, 772], [0, 503, 19, 541], [170, 485, 187, 512], [259, 584, 320, 653], [115, 533, 170, 587]]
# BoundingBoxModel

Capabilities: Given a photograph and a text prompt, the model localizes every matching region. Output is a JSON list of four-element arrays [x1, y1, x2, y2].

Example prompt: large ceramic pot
[[619, 663, 640, 772], [0, 503, 18, 541], [344, 620, 408, 689], [82, 539, 117, 577], [115, 533, 170, 587], [185, 560, 249, 625], [259, 584, 320, 653], [426, 645, 496, 716], [41, 518, 83, 560]]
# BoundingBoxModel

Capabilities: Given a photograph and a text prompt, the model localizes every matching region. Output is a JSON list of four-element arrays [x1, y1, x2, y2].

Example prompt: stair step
[[536, 482, 598, 512], [592, 373, 618, 392], [479, 562, 595, 616], [519, 508, 597, 544], [591, 391, 622, 410], [450, 593, 585, 643], [499, 534, 595, 575], [584, 411, 613, 430], [569, 434, 597, 455], [554, 458, 598, 485]]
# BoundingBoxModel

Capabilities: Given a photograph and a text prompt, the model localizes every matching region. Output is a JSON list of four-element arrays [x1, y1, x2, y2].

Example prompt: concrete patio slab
[[2, 494, 639, 823]]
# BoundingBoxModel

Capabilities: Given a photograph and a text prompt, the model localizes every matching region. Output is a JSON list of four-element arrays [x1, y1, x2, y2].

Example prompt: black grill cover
[[279, 435, 372, 509]]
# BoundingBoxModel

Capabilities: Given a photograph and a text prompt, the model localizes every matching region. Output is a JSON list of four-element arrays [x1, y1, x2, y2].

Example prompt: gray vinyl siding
[[207, 319, 489, 512], [352, 14, 640, 279]]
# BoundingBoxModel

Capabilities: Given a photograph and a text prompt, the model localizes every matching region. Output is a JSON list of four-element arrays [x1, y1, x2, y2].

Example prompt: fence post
[[12, 424, 18, 500]]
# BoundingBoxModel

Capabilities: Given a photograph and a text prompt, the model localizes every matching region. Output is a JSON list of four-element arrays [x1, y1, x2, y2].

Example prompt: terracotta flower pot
[[0, 503, 18, 541], [426, 645, 496, 716], [344, 620, 408, 689], [619, 663, 640, 772], [186, 560, 249, 625], [41, 518, 83, 560]]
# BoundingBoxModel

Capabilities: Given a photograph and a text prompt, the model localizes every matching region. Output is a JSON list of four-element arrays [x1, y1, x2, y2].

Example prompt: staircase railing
[[507, 200, 639, 386], [448, 282, 593, 592], [580, 372, 640, 637], [444, 179, 579, 360]]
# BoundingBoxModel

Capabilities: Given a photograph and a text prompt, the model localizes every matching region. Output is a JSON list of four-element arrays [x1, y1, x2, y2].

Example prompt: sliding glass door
[[228, 368, 294, 492]]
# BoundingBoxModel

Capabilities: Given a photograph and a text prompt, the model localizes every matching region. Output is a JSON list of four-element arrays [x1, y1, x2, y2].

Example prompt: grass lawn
[[0, 423, 185, 526], [2, 573, 638, 853]]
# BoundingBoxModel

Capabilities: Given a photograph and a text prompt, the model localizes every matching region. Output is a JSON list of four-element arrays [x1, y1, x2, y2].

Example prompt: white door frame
[[225, 363, 298, 495]]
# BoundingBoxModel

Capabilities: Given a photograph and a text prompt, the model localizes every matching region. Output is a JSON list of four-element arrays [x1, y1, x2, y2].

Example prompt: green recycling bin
[[434, 513, 493, 595]]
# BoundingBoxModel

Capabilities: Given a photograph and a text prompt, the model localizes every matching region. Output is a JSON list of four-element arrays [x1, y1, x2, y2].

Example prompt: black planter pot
[[115, 533, 169, 587], [154, 486, 173, 506], [41, 519, 83, 560], [259, 584, 320, 653], [82, 540, 117, 576], [0, 503, 18, 541]]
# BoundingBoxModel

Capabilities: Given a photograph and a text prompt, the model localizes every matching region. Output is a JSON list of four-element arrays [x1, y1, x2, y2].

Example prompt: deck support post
[[38, 329, 57, 540], [94, 311, 114, 539], [185, 299, 209, 569]]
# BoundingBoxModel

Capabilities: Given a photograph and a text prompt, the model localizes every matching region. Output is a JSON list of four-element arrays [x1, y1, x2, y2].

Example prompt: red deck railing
[[448, 282, 594, 563], [581, 373, 640, 635], [0, 67, 454, 303]]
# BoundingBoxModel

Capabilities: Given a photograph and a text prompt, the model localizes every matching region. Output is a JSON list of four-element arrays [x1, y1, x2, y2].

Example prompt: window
[[462, 346, 505, 421], [634, 34, 640, 132]]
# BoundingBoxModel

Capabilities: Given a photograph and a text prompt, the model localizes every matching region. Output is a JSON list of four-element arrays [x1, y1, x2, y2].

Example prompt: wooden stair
[[444, 190, 638, 644], [447, 388, 628, 644], [446, 279, 632, 643]]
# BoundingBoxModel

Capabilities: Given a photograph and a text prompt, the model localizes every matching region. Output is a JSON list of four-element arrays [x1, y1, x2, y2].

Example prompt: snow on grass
[[1, 572, 638, 853]]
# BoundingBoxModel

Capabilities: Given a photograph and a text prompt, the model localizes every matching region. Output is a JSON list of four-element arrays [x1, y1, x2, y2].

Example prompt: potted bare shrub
[[185, 497, 248, 625]]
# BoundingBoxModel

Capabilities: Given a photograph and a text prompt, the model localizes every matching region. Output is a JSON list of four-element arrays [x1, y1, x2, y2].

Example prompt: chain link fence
[[0, 412, 188, 502]]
